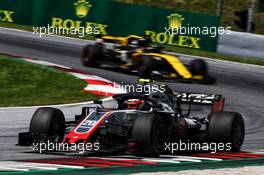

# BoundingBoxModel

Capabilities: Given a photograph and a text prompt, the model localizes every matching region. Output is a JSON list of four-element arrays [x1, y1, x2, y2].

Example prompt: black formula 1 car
[[81, 35, 215, 84], [18, 86, 244, 156]]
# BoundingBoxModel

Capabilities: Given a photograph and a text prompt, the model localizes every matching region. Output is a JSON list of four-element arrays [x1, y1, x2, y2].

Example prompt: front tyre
[[189, 59, 216, 84], [29, 107, 66, 142], [208, 112, 245, 151], [189, 59, 207, 76], [131, 114, 166, 156]]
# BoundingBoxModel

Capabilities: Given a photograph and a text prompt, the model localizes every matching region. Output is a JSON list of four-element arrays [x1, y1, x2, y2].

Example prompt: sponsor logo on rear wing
[[173, 92, 222, 105]]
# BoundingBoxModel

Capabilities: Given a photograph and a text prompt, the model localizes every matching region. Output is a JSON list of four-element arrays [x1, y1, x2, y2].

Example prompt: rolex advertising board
[[0, 0, 33, 25], [0, 0, 220, 52]]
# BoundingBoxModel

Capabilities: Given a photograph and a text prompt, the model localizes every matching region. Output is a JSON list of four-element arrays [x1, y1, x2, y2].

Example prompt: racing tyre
[[189, 59, 207, 76], [138, 56, 155, 79], [29, 107, 66, 142], [208, 112, 245, 151], [132, 114, 166, 156], [81, 44, 103, 67]]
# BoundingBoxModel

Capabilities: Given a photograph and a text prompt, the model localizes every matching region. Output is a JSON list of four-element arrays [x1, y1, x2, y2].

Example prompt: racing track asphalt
[[0, 28, 263, 161]]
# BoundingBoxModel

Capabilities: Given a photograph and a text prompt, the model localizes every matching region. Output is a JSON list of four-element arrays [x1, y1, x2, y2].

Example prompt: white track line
[[142, 159, 181, 164], [0, 161, 84, 172], [84, 84, 126, 94], [162, 155, 223, 161], [0, 167, 29, 171], [171, 158, 201, 162], [23, 58, 71, 69]]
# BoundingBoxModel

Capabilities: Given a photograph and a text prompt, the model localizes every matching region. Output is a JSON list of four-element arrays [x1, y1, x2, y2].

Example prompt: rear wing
[[173, 92, 221, 104], [173, 92, 225, 112]]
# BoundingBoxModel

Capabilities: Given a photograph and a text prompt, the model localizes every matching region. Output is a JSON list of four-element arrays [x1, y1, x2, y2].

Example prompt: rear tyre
[[29, 107, 66, 142], [131, 114, 166, 156], [81, 44, 103, 67], [138, 56, 155, 79], [189, 59, 216, 84], [208, 112, 245, 151], [189, 59, 207, 76]]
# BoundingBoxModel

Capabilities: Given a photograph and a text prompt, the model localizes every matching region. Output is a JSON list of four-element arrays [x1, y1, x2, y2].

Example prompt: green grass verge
[[0, 55, 101, 107], [0, 22, 33, 32]]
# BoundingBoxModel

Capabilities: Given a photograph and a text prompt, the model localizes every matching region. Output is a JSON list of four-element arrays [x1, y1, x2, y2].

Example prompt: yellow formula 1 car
[[81, 35, 215, 84]]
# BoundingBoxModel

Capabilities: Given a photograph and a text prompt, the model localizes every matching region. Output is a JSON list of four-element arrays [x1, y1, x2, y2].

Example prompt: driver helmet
[[126, 99, 145, 110]]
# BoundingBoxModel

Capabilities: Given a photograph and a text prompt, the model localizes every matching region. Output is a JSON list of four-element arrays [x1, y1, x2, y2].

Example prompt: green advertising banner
[[0, 0, 33, 25], [0, 0, 220, 52]]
